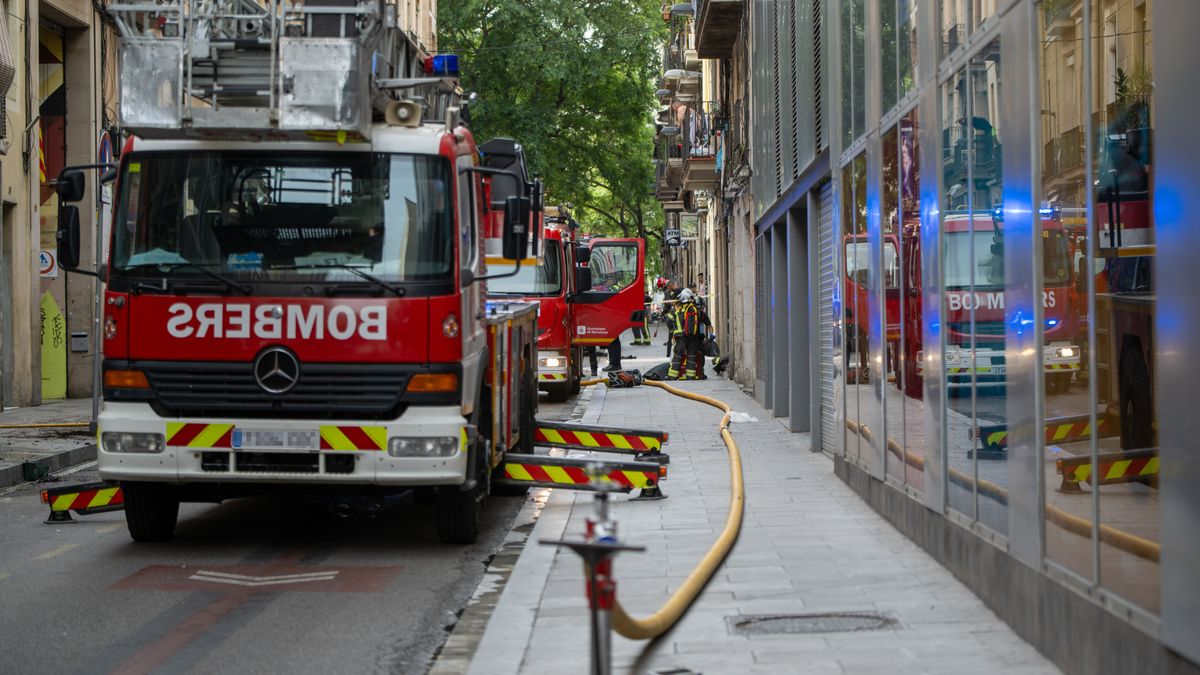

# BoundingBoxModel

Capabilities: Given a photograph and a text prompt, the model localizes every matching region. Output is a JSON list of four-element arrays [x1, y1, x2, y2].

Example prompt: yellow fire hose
[[575, 376, 746, 640]]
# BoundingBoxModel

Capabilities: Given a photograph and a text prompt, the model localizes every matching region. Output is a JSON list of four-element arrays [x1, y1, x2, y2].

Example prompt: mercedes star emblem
[[254, 347, 300, 394]]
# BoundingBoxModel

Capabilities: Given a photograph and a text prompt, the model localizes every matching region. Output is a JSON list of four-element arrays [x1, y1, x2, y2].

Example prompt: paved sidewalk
[[463, 336, 1061, 674], [0, 398, 96, 487]]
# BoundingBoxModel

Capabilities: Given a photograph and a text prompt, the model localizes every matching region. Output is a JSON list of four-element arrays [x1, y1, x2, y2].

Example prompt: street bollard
[[541, 462, 644, 675]]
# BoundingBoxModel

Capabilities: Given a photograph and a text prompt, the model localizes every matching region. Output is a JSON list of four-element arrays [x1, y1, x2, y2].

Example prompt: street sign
[[98, 131, 115, 260], [664, 228, 682, 247], [39, 250, 58, 278]]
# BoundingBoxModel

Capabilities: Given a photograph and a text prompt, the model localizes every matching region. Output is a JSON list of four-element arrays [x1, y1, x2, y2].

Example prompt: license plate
[[232, 429, 319, 452]]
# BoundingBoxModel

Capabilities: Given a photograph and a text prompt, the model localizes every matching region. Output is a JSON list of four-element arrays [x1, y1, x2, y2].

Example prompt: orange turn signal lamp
[[104, 369, 150, 389], [407, 373, 458, 393]]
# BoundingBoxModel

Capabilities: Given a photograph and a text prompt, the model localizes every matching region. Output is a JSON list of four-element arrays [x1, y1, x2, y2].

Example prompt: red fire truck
[[53, 0, 542, 544], [486, 199, 645, 402], [844, 233, 901, 382], [900, 211, 1082, 397]]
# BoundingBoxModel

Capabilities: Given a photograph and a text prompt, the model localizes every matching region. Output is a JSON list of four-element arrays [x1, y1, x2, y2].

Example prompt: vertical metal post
[[540, 466, 644, 675]]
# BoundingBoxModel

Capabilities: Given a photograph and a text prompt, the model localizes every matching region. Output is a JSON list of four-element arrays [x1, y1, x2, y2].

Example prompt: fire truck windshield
[[487, 240, 564, 296], [110, 152, 454, 284], [944, 229, 1072, 290]]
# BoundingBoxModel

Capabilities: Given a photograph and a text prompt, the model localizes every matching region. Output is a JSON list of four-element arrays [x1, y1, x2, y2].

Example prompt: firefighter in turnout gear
[[667, 289, 711, 380]]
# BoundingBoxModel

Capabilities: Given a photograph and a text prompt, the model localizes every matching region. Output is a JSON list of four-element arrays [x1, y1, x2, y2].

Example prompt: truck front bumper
[[536, 350, 569, 384], [97, 402, 469, 486]]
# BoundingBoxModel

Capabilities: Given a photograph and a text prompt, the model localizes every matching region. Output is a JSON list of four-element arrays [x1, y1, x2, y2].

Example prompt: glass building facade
[[821, 0, 1200, 670]]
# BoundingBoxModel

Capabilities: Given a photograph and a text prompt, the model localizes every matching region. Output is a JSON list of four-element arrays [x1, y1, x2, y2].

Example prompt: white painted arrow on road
[[188, 570, 341, 587]]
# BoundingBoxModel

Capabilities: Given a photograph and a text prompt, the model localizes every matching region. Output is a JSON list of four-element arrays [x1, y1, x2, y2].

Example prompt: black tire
[[544, 381, 570, 402], [436, 482, 482, 544], [122, 482, 180, 543], [568, 348, 583, 396], [1119, 346, 1154, 449]]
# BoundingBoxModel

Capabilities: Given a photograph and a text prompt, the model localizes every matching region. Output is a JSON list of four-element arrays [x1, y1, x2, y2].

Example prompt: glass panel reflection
[[900, 109, 925, 492], [1091, 0, 1159, 614], [942, 68, 975, 519], [842, 162, 860, 460], [1038, 0, 1094, 582], [969, 38, 1007, 534], [884, 125, 904, 483], [844, 154, 870, 460]]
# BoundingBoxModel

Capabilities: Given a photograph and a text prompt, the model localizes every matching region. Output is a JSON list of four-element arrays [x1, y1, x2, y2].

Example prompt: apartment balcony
[[695, 0, 743, 59], [680, 105, 720, 191]]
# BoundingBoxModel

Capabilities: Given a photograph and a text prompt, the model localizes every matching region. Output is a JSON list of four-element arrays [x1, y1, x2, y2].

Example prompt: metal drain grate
[[726, 612, 898, 636]]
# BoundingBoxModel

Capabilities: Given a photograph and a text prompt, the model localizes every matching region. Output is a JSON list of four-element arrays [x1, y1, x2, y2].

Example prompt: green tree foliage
[[439, 0, 666, 252]]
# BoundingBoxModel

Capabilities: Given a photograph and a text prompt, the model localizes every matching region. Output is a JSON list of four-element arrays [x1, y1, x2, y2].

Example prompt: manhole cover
[[726, 612, 897, 636]]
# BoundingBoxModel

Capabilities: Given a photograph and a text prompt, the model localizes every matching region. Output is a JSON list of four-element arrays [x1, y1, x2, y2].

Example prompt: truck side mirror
[[57, 205, 82, 270], [56, 169, 86, 203], [503, 195, 530, 261], [574, 246, 591, 265], [575, 266, 592, 293]]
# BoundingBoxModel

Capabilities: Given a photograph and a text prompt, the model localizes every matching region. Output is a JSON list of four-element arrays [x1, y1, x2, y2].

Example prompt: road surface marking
[[35, 543, 79, 560], [188, 570, 340, 587], [0, 572, 11, 581]]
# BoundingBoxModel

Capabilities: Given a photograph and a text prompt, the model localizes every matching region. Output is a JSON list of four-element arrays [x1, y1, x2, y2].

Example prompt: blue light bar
[[1039, 208, 1055, 217], [425, 54, 460, 77]]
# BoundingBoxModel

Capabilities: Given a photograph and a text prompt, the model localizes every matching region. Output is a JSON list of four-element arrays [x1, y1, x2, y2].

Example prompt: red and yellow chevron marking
[[166, 423, 234, 448], [47, 486, 123, 513], [1062, 454, 1158, 485], [981, 416, 1113, 449], [502, 462, 656, 489], [319, 425, 387, 451], [1044, 363, 1079, 371], [534, 426, 662, 452], [539, 373, 568, 382]]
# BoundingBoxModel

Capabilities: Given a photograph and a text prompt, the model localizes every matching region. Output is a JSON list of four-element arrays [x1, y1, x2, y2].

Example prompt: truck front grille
[[140, 361, 409, 419], [200, 451, 353, 475]]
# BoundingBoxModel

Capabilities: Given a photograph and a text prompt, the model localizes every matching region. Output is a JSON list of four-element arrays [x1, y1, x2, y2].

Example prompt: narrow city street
[[0, 399, 574, 675]]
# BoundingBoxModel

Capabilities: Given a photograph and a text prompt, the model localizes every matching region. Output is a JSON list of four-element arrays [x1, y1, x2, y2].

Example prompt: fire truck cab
[[486, 199, 646, 401], [900, 210, 1082, 396]]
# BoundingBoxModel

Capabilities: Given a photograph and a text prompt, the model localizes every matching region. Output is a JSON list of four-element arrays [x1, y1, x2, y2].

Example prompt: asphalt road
[[0, 395, 575, 675]]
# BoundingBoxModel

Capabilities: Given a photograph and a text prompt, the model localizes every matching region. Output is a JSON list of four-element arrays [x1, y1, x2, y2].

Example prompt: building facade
[[667, 0, 1200, 671], [0, 0, 109, 408], [0, 0, 437, 408]]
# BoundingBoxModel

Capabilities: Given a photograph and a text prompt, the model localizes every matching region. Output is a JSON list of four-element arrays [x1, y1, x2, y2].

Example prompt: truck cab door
[[571, 238, 645, 347]]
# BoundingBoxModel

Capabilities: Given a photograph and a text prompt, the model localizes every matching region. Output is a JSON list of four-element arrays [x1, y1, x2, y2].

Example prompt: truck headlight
[[388, 436, 460, 458], [539, 356, 562, 368], [101, 432, 165, 454], [945, 349, 960, 364], [1054, 346, 1077, 359]]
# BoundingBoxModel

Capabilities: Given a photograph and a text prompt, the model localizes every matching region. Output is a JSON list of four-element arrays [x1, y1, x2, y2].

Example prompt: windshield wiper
[[125, 262, 252, 295], [274, 264, 406, 297]]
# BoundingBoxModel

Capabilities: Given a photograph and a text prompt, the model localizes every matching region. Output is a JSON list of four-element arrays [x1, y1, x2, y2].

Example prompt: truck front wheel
[[436, 483, 482, 544], [122, 482, 180, 543], [544, 381, 570, 403]]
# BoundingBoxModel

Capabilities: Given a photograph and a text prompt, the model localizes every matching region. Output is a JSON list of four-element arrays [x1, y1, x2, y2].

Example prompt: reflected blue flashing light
[[424, 54, 460, 77], [1046, 318, 1059, 328], [992, 206, 1004, 222], [1039, 208, 1055, 217]]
